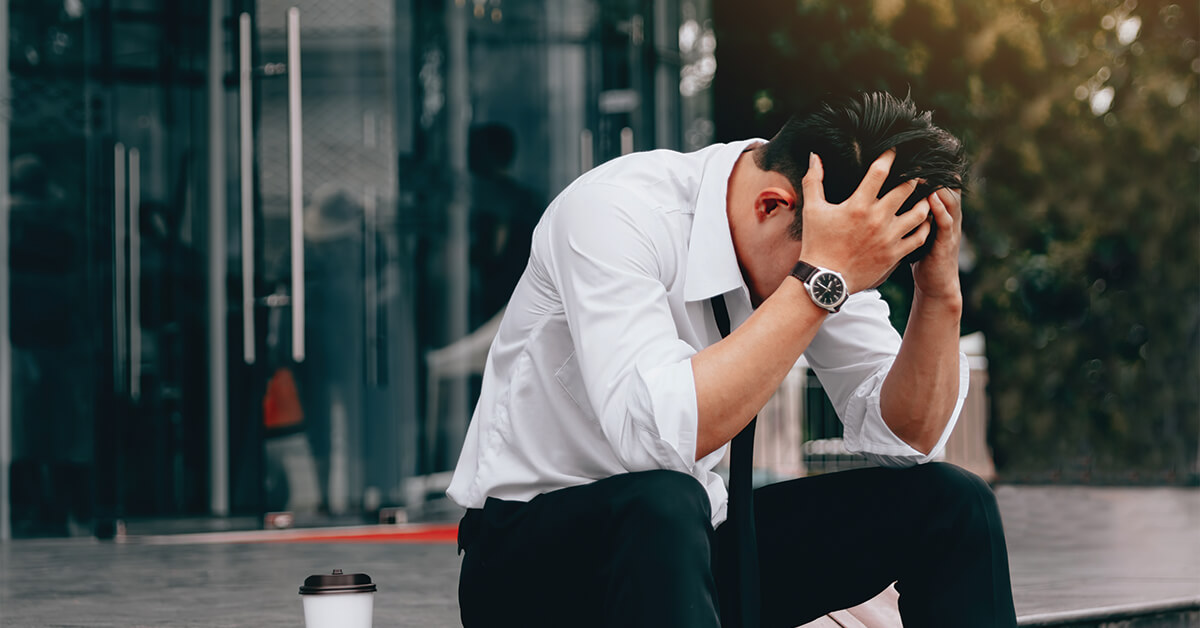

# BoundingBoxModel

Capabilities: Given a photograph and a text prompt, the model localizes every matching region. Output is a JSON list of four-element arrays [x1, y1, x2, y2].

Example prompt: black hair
[[754, 91, 967, 262]]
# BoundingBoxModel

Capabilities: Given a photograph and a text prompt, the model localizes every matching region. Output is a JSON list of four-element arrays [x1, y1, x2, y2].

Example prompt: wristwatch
[[790, 261, 848, 313]]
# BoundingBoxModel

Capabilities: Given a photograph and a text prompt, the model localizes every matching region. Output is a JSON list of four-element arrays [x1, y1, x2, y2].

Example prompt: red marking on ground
[[265, 525, 459, 544]]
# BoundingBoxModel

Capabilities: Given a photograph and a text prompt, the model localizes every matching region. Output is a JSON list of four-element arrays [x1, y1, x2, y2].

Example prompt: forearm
[[879, 289, 963, 454], [692, 278, 828, 460]]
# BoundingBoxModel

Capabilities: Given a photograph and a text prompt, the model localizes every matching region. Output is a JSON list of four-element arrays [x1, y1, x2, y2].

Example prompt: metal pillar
[[442, 0, 471, 465], [208, 0, 230, 516], [0, 0, 12, 543]]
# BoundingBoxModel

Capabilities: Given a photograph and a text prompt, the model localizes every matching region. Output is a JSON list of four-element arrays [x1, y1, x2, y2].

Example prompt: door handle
[[128, 147, 142, 400], [287, 6, 305, 363], [112, 143, 141, 399], [364, 185, 378, 386], [238, 12, 256, 364], [113, 143, 128, 392]]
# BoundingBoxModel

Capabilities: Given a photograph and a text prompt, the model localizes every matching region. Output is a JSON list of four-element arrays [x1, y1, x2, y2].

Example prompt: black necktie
[[711, 294, 760, 628]]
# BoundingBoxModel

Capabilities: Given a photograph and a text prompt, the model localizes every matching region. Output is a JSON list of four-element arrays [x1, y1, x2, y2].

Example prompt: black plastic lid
[[299, 569, 377, 595]]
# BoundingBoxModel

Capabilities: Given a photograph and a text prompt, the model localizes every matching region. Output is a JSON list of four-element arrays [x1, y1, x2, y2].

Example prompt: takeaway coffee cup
[[299, 569, 376, 628]]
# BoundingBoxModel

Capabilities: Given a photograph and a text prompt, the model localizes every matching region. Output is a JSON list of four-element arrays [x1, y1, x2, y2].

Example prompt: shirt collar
[[683, 138, 765, 303]]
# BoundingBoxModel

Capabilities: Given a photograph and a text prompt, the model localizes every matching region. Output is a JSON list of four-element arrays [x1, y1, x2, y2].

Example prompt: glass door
[[5, 0, 418, 535], [5, 0, 100, 537], [97, 0, 418, 529], [3, 0, 708, 537], [6, 0, 220, 536], [105, 0, 213, 523], [233, 0, 415, 523]]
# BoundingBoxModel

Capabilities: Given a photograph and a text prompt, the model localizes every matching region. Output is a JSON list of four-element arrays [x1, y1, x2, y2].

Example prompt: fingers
[[899, 219, 933, 258], [929, 190, 954, 231], [800, 152, 826, 207], [896, 197, 932, 235], [851, 149, 898, 204], [878, 178, 921, 213], [935, 187, 962, 224]]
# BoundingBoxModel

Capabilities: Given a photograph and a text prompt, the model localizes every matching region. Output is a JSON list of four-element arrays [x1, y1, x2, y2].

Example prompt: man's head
[[727, 91, 966, 303], [756, 91, 967, 253]]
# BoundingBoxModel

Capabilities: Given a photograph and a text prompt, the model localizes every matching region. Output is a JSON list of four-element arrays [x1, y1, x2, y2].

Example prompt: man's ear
[[754, 187, 797, 223]]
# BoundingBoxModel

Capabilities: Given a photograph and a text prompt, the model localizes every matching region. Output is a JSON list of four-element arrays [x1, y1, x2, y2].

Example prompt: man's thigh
[[458, 469, 716, 627], [458, 482, 615, 626], [749, 463, 980, 627]]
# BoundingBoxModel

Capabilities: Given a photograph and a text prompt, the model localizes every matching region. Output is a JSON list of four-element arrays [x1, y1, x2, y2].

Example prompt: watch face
[[811, 272, 846, 307]]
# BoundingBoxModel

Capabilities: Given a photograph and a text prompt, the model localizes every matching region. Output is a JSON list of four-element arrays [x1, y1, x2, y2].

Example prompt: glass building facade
[[0, 0, 714, 538]]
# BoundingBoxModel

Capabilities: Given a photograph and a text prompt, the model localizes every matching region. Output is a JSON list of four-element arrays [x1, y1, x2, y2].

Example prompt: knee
[[613, 470, 712, 532], [918, 462, 993, 494], [914, 463, 1002, 533]]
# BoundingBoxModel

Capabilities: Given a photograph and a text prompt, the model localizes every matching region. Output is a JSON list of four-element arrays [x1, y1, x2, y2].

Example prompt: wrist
[[781, 275, 833, 323], [796, 252, 868, 295], [790, 260, 849, 313], [913, 284, 963, 316], [794, 252, 842, 278]]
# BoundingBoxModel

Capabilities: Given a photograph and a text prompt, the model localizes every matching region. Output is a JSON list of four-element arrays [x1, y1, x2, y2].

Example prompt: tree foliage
[[713, 0, 1200, 481]]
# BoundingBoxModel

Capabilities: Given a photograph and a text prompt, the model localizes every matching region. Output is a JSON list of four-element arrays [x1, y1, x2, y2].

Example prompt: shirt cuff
[[841, 352, 970, 468], [624, 358, 700, 473]]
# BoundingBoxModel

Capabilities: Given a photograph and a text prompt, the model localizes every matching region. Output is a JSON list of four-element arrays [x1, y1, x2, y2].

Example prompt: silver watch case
[[803, 268, 848, 313]]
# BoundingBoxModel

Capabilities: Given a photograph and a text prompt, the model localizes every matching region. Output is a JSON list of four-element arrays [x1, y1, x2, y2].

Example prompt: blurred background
[[0, 0, 1195, 541]]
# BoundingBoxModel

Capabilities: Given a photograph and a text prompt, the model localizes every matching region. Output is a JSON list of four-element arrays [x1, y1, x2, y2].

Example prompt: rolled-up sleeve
[[805, 290, 968, 468], [543, 183, 699, 473]]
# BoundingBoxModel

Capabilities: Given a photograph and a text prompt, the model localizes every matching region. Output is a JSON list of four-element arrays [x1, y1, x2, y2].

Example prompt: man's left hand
[[911, 187, 963, 304]]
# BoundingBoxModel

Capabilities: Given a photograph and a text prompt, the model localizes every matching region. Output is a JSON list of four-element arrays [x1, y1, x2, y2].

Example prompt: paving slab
[[0, 541, 459, 627], [999, 486, 1200, 619], [1, 486, 1196, 626]]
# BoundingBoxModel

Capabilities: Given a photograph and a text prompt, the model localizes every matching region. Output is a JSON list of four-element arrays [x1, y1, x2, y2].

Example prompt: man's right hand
[[797, 150, 932, 294]]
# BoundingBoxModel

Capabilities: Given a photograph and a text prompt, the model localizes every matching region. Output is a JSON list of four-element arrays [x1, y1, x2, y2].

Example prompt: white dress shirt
[[446, 139, 969, 526]]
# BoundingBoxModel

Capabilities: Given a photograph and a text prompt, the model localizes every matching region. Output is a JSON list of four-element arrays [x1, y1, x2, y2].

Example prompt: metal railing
[[749, 332, 996, 482]]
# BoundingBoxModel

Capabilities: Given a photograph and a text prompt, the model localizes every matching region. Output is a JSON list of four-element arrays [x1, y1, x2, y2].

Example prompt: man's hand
[[880, 185, 965, 454], [911, 187, 963, 305], [799, 151, 932, 293]]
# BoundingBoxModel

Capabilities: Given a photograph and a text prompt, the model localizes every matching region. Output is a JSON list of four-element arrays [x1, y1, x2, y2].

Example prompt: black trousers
[[457, 463, 1018, 628]]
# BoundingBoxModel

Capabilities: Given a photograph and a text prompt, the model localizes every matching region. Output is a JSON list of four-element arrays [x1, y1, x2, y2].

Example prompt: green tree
[[714, 0, 1199, 481]]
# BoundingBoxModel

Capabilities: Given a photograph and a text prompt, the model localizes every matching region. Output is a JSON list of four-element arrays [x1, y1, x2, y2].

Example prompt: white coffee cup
[[299, 569, 376, 628]]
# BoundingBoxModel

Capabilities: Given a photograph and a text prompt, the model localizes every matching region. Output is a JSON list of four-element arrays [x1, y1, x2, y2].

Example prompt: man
[[449, 92, 1018, 627]]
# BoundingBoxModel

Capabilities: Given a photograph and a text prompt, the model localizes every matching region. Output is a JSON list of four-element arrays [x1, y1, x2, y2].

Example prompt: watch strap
[[789, 260, 819, 284]]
